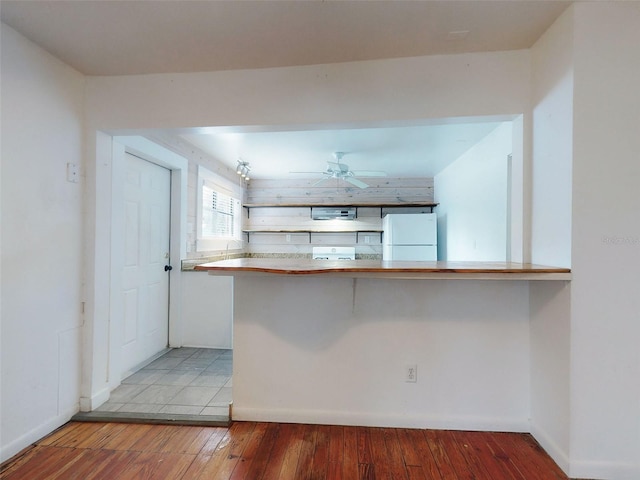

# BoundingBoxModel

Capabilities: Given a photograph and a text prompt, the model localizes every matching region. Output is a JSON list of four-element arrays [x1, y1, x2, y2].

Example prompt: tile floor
[[95, 347, 232, 417]]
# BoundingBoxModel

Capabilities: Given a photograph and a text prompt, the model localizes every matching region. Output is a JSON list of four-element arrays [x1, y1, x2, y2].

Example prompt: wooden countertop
[[195, 258, 571, 281]]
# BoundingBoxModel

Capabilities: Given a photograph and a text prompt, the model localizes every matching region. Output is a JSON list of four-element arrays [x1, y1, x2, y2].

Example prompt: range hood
[[311, 207, 356, 220]]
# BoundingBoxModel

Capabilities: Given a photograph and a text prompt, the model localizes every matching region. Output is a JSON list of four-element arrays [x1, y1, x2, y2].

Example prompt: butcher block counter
[[194, 258, 571, 280]]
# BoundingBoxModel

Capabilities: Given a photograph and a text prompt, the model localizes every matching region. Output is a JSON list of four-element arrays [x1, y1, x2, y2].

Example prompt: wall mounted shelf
[[242, 202, 437, 243]]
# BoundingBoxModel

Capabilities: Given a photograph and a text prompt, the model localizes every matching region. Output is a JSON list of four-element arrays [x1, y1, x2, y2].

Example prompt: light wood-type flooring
[[1, 421, 571, 479]]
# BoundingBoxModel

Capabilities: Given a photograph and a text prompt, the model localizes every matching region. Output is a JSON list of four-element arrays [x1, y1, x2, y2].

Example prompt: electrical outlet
[[405, 364, 417, 383], [286, 234, 291, 242]]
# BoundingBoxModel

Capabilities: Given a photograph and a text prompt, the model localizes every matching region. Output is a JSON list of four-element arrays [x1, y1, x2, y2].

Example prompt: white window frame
[[196, 165, 243, 252]]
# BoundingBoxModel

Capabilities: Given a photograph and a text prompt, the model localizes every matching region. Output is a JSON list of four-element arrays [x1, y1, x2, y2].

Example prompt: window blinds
[[202, 184, 237, 238]]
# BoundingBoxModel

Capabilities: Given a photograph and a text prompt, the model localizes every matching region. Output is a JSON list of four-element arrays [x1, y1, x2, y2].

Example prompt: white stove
[[312, 246, 356, 260]]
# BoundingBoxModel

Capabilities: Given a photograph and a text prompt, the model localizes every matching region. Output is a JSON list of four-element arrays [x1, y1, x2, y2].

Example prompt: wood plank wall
[[245, 177, 434, 205], [244, 178, 434, 257]]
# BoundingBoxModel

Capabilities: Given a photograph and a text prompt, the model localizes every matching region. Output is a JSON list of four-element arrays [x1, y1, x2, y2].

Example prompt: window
[[196, 166, 243, 252]]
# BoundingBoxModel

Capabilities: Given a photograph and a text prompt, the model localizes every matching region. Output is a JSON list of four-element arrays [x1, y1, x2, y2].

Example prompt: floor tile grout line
[[96, 348, 232, 415]]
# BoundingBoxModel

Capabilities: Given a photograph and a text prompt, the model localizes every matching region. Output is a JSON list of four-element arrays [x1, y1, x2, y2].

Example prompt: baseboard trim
[[0, 408, 78, 464], [569, 460, 640, 480], [79, 385, 111, 412], [231, 407, 529, 432], [529, 423, 570, 476]]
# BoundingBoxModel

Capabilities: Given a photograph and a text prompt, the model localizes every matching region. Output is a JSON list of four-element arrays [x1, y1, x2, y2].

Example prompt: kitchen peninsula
[[196, 258, 570, 431], [195, 258, 570, 279]]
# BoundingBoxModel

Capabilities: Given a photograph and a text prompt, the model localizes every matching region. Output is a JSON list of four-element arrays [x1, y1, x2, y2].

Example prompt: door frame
[[109, 137, 187, 391], [100, 137, 187, 398], [82, 134, 187, 411]]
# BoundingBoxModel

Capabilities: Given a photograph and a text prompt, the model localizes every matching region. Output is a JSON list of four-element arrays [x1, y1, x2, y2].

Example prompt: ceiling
[[180, 119, 507, 179], [1, 1, 569, 179], [1, 1, 570, 76]]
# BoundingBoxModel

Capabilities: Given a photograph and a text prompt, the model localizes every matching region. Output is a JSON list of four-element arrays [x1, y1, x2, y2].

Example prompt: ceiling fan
[[291, 152, 387, 189]]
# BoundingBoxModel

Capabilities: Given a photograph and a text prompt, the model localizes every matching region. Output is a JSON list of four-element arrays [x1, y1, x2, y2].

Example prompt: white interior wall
[[85, 50, 530, 130], [434, 122, 512, 261], [233, 276, 531, 431], [528, 7, 574, 473], [530, 9, 574, 270], [569, 4, 640, 478], [181, 273, 233, 349], [0, 24, 85, 462]]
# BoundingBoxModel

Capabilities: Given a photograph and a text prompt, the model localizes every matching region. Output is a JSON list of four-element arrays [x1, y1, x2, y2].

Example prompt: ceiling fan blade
[[351, 170, 387, 177], [344, 176, 369, 189], [313, 177, 331, 187]]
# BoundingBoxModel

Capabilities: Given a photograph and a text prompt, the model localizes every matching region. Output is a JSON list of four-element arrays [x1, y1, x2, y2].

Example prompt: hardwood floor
[[0, 421, 569, 479]]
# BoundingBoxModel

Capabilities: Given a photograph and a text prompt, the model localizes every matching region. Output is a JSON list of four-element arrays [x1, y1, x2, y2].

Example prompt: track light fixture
[[236, 160, 251, 182]]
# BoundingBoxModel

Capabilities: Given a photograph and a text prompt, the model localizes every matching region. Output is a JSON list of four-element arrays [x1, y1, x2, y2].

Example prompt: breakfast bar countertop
[[194, 258, 571, 280]]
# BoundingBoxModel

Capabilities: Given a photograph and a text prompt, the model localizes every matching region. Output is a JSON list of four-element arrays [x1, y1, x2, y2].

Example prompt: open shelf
[[242, 229, 383, 243], [242, 202, 436, 242], [243, 202, 438, 209]]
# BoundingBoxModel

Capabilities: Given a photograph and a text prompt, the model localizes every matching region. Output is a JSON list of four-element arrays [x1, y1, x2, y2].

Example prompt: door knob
[[164, 265, 173, 272]]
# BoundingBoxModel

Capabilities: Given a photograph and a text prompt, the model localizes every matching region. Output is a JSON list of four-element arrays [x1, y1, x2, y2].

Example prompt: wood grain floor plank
[[178, 453, 211, 479], [48, 449, 115, 480], [441, 430, 481, 480], [401, 428, 442, 479], [72, 422, 128, 449], [2, 446, 81, 480], [227, 421, 269, 479], [0, 444, 39, 477], [81, 450, 139, 480], [196, 421, 255, 479], [431, 430, 476, 480], [112, 451, 168, 480], [193, 426, 227, 456], [1, 421, 570, 480], [326, 425, 345, 480], [484, 434, 527, 480], [143, 452, 195, 479], [1, 446, 59, 480], [519, 434, 568, 479], [359, 461, 375, 480], [456, 430, 510, 480], [99, 423, 155, 451], [342, 424, 359, 480], [309, 424, 331, 479], [238, 422, 278, 480], [158, 426, 205, 453], [369, 427, 391, 479], [261, 423, 297, 480], [47, 422, 103, 448], [510, 433, 567, 480], [406, 464, 430, 480], [128, 424, 180, 452], [383, 427, 410, 480], [294, 423, 319, 479], [37, 422, 84, 446], [356, 426, 373, 466], [422, 430, 457, 480], [276, 423, 306, 480]]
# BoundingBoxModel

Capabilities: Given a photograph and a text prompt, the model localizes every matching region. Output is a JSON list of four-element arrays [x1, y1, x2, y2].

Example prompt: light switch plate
[[66, 163, 79, 183]]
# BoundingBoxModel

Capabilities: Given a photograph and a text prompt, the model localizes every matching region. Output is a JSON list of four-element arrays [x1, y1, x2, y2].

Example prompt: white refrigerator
[[382, 213, 437, 261]]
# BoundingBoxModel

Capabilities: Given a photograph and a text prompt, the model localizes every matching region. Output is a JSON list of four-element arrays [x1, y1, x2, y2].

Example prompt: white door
[[121, 153, 171, 375]]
